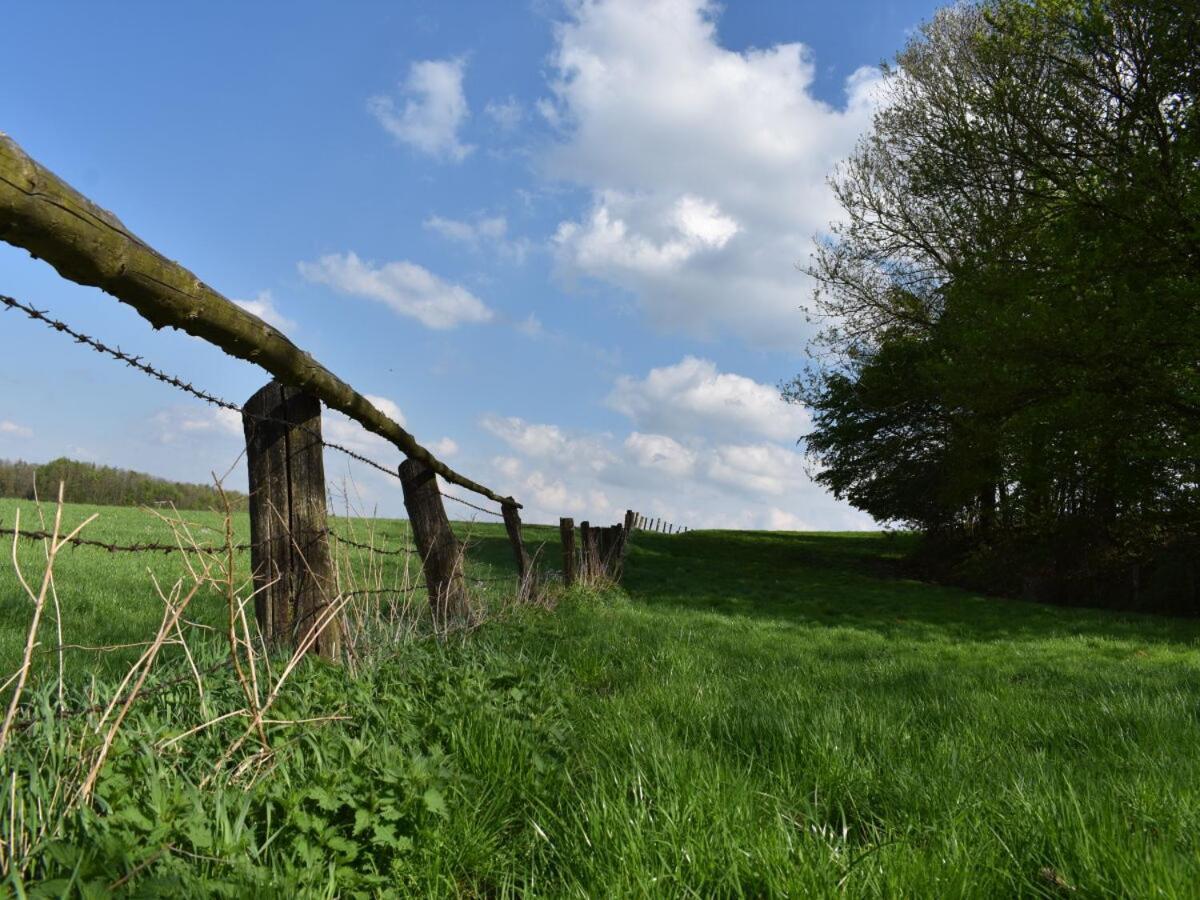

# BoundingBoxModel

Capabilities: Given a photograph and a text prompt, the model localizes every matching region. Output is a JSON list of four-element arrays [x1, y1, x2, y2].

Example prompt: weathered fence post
[[607, 524, 626, 580], [243, 380, 340, 660], [619, 510, 636, 569], [502, 501, 535, 596], [399, 458, 467, 625], [580, 521, 595, 582], [560, 517, 577, 587]]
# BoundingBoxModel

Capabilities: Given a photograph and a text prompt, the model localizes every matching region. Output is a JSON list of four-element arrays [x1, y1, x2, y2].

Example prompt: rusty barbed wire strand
[[2, 294, 244, 412], [439, 491, 504, 518], [3, 293, 525, 534], [327, 531, 416, 556], [3, 526, 414, 557], [1, 293, 410, 481], [1, 527, 253, 555]]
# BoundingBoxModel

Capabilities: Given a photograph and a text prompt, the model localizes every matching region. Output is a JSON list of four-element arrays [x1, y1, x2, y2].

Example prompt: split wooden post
[[608, 524, 626, 580], [502, 501, 534, 595], [242, 380, 340, 660], [580, 521, 594, 582], [399, 457, 467, 625], [560, 517, 577, 587]]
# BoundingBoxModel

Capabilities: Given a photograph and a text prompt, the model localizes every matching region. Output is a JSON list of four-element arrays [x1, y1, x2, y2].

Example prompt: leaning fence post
[[243, 380, 340, 661], [399, 458, 467, 625], [502, 501, 535, 596], [560, 517, 577, 587]]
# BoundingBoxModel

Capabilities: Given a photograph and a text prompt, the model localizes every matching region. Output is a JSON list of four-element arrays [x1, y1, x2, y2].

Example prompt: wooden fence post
[[243, 380, 340, 661], [502, 502, 535, 595], [399, 458, 467, 625], [560, 517, 577, 587], [607, 524, 626, 580], [580, 521, 595, 582]]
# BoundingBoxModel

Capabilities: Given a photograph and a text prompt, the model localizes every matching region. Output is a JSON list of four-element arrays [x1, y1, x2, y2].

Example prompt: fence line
[[0, 133, 515, 509], [1, 293, 410, 486], [0, 133, 690, 663], [1, 525, 416, 557]]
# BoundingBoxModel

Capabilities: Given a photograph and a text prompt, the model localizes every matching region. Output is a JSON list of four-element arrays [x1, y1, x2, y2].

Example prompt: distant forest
[[0, 458, 247, 511]]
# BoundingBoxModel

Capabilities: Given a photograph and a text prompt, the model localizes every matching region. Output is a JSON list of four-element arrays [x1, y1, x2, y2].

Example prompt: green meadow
[[1, 497, 1198, 896]]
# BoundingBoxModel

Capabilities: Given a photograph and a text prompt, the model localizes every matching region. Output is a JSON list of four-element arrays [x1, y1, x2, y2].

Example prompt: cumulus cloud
[[430, 437, 459, 458], [298, 252, 493, 329], [477, 360, 869, 530], [705, 442, 806, 497], [623, 431, 696, 477], [234, 290, 296, 332], [480, 414, 615, 472], [542, 0, 882, 347], [0, 421, 33, 439], [368, 58, 473, 162], [608, 356, 809, 442]]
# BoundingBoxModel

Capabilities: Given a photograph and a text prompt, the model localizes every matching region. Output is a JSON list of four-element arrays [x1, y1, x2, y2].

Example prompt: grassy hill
[[1, 497, 1198, 895]]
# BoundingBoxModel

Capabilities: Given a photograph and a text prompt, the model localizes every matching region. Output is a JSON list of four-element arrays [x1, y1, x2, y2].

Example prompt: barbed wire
[[2, 293, 406, 486], [2, 294, 243, 413], [327, 531, 415, 556], [3, 526, 413, 557], [439, 491, 504, 518], [1, 526, 252, 555]]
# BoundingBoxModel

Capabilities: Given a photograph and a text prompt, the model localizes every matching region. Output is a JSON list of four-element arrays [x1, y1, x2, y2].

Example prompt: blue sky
[[1, 0, 940, 528]]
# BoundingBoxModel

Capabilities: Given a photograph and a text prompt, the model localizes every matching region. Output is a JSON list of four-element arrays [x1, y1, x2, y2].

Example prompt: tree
[[790, 0, 1200, 606]]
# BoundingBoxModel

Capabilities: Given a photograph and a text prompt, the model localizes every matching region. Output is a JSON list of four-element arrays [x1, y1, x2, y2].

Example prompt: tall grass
[[0, 499, 1198, 895]]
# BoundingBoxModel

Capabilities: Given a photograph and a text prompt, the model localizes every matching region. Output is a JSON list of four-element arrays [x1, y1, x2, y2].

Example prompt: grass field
[[2, 498, 1199, 896]]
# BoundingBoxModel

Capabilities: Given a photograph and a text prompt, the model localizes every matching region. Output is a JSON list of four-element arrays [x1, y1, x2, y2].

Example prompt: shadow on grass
[[619, 530, 1200, 648]]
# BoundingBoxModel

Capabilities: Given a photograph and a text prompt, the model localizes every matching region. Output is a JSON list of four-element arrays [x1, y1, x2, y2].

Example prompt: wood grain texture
[[243, 382, 340, 660]]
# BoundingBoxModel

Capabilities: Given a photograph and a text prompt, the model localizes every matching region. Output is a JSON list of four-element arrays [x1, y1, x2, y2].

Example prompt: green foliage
[[0, 458, 247, 511], [792, 0, 1200, 607]]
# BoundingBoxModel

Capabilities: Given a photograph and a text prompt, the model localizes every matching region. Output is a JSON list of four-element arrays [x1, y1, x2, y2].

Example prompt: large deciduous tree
[[789, 0, 1200, 607]]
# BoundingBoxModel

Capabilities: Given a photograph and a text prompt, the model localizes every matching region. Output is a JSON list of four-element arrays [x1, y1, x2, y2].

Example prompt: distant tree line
[[0, 458, 246, 511], [789, 0, 1199, 613]]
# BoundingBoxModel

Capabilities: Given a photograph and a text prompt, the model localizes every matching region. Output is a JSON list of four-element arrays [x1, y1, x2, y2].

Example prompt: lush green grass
[[2, 500, 1199, 895]]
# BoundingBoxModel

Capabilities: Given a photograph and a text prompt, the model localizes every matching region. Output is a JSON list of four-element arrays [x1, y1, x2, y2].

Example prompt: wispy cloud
[[298, 252, 493, 329], [368, 58, 473, 162]]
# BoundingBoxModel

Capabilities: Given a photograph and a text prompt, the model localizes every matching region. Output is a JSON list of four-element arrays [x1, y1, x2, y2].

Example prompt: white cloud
[[323, 394, 405, 461], [0, 421, 33, 439], [298, 252, 493, 329], [543, 0, 882, 347], [624, 431, 696, 477], [608, 356, 808, 442], [363, 394, 405, 428], [425, 214, 508, 244], [480, 414, 615, 472], [705, 442, 805, 497], [485, 96, 524, 131], [424, 214, 530, 263], [152, 407, 242, 444], [368, 58, 473, 162], [234, 290, 297, 332], [430, 437, 459, 458], [479, 404, 867, 531]]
